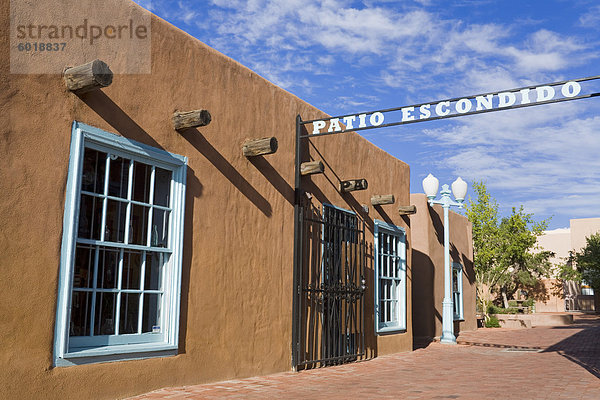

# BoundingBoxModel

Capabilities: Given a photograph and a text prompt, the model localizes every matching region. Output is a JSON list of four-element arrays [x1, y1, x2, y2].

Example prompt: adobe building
[[0, 0, 450, 398], [410, 194, 477, 343], [535, 218, 600, 312]]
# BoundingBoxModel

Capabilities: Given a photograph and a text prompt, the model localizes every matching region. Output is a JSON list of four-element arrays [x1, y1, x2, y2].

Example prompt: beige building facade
[[536, 218, 600, 312]]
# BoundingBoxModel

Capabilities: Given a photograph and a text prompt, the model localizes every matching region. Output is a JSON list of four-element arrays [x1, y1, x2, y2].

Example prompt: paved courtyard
[[131, 314, 600, 399]]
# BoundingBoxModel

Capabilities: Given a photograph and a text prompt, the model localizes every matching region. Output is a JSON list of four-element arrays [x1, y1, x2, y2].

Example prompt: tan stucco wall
[[1, 1, 412, 398], [534, 279, 565, 313], [535, 218, 600, 312], [570, 217, 600, 252], [409, 194, 476, 341], [537, 228, 571, 266]]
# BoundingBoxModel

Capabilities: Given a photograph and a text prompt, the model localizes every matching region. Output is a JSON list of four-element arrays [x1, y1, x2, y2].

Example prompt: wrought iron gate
[[293, 203, 366, 369]]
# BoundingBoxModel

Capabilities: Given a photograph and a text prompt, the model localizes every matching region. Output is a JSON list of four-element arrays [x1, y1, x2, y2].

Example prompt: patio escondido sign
[[304, 77, 599, 137]]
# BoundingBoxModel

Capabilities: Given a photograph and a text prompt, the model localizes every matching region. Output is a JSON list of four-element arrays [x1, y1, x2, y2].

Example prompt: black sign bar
[[300, 75, 600, 138]]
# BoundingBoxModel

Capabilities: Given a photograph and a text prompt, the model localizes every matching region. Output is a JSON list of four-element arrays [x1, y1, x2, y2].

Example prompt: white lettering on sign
[[419, 104, 431, 119], [312, 120, 326, 134], [456, 98, 472, 114], [343, 115, 356, 130], [401, 107, 415, 121], [520, 88, 531, 104], [561, 81, 581, 97], [435, 101, 451, 116], [370, 112, 384, 126], [309, 81, 583, 134], [328, 118, 342, 132], [358, 113, 367, 128], [498, 92, 516, 108], [476, 94, 493, 110], [536, 86, 555, 101]]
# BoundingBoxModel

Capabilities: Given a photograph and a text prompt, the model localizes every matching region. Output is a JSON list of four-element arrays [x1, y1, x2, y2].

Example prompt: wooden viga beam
[[398, 205, 417, 215], [242, 137, 278, 157], [339, 179, 368, 193], [300, 160, 325, 176], [172, 110, 212, 130], [64, 59, 113, 94], [371, 194, 395, 206]]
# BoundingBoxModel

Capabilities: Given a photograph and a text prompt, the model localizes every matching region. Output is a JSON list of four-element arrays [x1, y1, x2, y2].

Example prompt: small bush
[[487, 305, 519, 314], [487, 304, 500, 314], [508, 299, 535, 307], [485, 316, 501, 328], [523, 299, 534, 307]]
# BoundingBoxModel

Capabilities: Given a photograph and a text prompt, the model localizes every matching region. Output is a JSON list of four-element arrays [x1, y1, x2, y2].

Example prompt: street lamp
[[422, 173, 467, 344]]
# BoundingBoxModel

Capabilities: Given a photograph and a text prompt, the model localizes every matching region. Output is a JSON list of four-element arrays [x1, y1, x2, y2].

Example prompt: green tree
[[574, 233, 600, 291], [465, 181, 505, 316], [496, 206, 553, 307], [465, 182, 552, 314]]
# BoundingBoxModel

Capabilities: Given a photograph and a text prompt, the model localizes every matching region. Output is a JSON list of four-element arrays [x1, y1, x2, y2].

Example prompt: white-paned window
[[374, 220, 406, 333], [452, 263, 464, 320], [54, 122, 187, 366], [581, 281, 595, 296]]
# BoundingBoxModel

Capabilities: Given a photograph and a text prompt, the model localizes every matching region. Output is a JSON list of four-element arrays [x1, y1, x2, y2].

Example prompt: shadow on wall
[[306, 140, 373, 229], [80, 88, 275, 217], [78, 91, 166, 151], [363, 241, 378, 360], [462, 252, 475, 286], [543, 317, 600, 378], [180, 128, 272, 217], [411, 249, 438, 349], [529, 279, 551, 303], [428, 205, 443, 246], [177, 167, 203, 355], [249, 157, 294, 205]]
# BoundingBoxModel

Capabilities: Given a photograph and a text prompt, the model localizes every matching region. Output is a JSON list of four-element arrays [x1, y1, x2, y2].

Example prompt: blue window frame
[[452, 263, 464, 320], [54, 122, 187, 366], [374, 220, 406, 333]]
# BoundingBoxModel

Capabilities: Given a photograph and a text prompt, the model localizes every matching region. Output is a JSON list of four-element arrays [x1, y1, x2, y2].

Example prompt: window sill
[[376, 327, 407, 336], [56, 343, 177, 367]]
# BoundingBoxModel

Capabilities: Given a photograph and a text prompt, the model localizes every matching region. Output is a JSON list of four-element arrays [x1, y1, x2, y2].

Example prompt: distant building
[[536, 218, 600, 312]]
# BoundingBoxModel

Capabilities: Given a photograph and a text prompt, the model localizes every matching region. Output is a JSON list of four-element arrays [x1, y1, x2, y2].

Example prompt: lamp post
[[422, 173, 468, 344]]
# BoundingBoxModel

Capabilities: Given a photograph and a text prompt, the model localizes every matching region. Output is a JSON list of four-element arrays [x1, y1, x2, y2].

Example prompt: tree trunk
[[477, 283, 494, 322], [501, 287, 509, 308]]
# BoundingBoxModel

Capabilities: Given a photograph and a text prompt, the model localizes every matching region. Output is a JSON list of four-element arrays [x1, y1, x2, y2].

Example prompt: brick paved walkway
[[131, 314, 600, 400]]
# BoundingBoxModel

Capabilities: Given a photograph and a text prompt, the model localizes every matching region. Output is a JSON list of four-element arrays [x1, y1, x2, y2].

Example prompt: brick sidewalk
[[131, 314, 600, 400]]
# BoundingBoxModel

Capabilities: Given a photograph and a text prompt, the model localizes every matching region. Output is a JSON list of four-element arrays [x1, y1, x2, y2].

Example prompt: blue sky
[[138, 0, 600, 230]]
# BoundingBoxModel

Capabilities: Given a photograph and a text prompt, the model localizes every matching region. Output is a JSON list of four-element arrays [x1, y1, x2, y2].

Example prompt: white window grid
[[374, 221, 406, 333], [581, 282, 595, 296], [54, 122, 187, 366], [70, 148, 172, 345]]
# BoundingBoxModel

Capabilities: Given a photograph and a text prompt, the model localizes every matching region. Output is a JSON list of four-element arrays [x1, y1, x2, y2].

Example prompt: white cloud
[[417, 100, 600, 220], [147, 1, 593, 96], [579, 5, 600, 28], [145, 1, 592, 104], [317, 55, 335, 66], [133, 0, 154, 10]]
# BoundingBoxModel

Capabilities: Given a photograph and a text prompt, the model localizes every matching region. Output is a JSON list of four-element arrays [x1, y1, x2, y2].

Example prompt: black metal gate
[[294, 203, 366, 369]]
